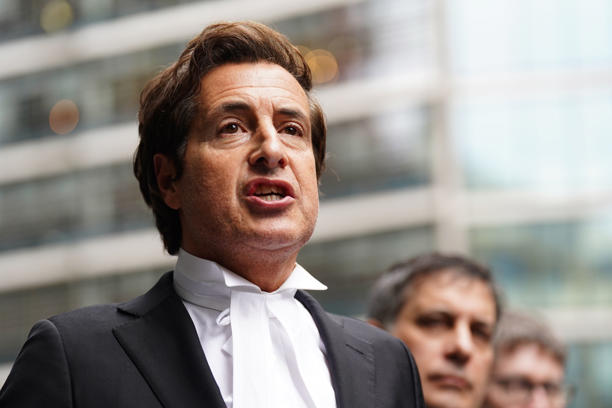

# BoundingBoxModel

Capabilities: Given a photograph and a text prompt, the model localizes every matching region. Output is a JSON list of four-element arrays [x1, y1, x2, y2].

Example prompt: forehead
[[199, 62, 309, 109], [496, 343, 564, 379], [404, 271, 497, 321]]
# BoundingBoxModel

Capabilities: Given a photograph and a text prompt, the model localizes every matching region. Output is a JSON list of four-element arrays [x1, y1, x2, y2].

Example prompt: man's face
[[485, 343, 567, 408], [158, 62, 319, 268], [391, 271, 496, 408]]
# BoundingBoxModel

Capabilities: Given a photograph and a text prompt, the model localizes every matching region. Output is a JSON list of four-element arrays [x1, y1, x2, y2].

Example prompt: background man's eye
[[471, 324, 492, 342], [473, 329, 492, 342], [416, 317, 447, 328]]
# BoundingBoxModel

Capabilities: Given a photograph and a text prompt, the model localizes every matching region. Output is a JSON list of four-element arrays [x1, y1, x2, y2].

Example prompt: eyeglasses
[[493, 376, 575, 407]]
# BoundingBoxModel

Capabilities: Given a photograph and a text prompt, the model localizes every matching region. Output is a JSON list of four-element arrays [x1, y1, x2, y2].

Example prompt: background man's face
[[391, 271, 496, 408], [485, 343, 567, 408], [162, 62, 319, 265]]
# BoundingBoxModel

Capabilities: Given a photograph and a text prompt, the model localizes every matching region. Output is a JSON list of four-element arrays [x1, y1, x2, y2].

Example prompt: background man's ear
[[154, 154, 181, 210], [367, 318, 385, 330]]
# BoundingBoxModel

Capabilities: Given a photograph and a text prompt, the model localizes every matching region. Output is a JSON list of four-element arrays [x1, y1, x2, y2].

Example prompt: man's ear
[[367, 318, 385, 330], [154, 153, 181, 210]]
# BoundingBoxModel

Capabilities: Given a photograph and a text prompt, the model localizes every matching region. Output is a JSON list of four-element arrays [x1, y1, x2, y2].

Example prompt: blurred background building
[[1, 0, 611, 405]]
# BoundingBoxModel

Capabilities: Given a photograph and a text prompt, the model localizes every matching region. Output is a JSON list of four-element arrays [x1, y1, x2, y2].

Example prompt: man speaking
[[0, 22, 424, 407]]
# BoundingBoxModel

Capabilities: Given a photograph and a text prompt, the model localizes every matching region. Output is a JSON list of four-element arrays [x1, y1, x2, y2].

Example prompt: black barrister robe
[[0, 272, 424, 407]]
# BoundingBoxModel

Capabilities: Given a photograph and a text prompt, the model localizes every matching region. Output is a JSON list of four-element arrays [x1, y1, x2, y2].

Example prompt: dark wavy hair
[[134, 21, 327, 255]]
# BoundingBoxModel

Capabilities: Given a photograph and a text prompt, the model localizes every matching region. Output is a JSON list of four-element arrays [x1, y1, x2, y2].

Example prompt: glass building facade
[[1, 0, 611, 406]]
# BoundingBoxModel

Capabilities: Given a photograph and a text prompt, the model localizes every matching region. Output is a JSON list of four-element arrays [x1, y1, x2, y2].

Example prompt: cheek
[[392, 324, 427, 355], [399, 331, 446, 371], [403, 339, 440, 380], [298, 156, 320, 203], [297, 149, 318, 176], [197, 156, 239, 194], [470, 350, 494, 377], [306, 182, 319, 208], [180, 159, 234, 210], [411, 340, 440, 366]]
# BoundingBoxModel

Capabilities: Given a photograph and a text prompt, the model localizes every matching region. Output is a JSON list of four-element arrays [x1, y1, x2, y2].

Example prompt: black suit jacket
[[0, 272, 424, 407]]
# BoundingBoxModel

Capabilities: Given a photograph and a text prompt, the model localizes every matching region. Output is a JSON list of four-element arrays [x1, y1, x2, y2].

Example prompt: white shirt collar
[[173, 249, 326, 310], [174, 248, 336, 408]]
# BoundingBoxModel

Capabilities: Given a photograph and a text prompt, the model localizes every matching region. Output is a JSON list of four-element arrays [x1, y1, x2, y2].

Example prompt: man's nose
[[445, 324, 473, 366], [248, 123, 288, 170]]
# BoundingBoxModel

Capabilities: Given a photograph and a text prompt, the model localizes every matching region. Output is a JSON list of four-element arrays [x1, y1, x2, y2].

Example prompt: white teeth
[[254, 185, 282, 195], [261, 194, 283, 201]]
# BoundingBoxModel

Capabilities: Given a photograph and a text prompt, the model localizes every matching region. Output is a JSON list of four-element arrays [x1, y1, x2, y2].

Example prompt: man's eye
[[504, 379, 528, 392], [416, 316, 447, 328], [282, 125, 301, 136], [221, 123, 241, 134], [472, 326, 492, 342], [543, 382, 561, 394]]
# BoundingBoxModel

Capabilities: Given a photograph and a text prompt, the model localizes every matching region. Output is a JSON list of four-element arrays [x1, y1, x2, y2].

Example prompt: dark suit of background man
[[0, 21, 424, 407]]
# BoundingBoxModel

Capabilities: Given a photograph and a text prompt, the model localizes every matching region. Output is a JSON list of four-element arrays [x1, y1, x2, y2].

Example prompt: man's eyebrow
[[415, 308, 453, 317], [277, 107, 308, 123], [214, 101, 251, 114], [208, 103, 307, 117], [472, 319, 494, 328]]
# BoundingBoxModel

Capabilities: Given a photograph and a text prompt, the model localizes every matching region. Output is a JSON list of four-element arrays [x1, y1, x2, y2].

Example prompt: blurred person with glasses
[[483, 310, 574, 408]]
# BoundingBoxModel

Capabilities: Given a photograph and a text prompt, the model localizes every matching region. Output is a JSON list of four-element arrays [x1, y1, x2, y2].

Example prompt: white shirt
[[173, 249, 337, 408]]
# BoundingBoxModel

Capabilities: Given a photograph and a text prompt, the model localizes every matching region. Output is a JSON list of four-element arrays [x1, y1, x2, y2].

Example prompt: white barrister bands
[[173, 249, 336, 408]]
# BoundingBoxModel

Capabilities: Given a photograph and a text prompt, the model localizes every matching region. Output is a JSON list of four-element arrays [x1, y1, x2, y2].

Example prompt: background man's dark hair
[[367, 252, 503, 328], [134, 21, 327, 255]]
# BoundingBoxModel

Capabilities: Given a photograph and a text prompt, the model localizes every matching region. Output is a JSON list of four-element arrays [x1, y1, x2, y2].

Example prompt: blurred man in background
[[367, 253, 502, 408], [484, 311, 572, 408]]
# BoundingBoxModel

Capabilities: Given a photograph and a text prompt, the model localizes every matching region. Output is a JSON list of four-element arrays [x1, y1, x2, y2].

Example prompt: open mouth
[[429, 374, 472, 391], [246, 179, 295, 203], [252, 185, 286, 202]]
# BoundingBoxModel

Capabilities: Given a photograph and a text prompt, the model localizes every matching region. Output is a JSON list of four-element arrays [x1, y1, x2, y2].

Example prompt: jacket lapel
[[113, 272, 225, 408], [296, 290, 375, 408]]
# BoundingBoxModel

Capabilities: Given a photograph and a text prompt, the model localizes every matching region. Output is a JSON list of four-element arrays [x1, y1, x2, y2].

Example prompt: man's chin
[[243, 227, 313, 253], [424, 387, 473, 408], [245, 219, 315, 248]]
